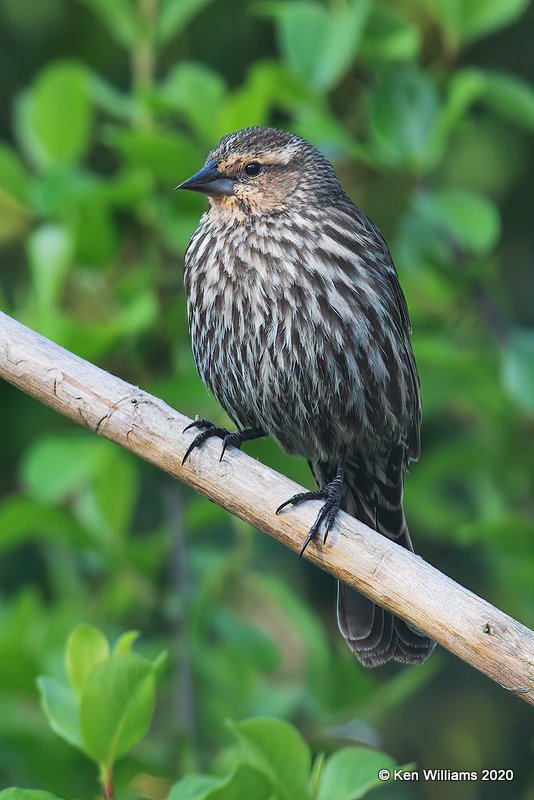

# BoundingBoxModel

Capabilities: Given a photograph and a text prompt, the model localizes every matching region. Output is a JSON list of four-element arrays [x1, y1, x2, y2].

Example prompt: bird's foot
[[276, 465, 344, 557], [182, 417, 265, 465]]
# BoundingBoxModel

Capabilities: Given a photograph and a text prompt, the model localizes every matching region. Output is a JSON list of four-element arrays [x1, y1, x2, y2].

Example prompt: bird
[[177, 126, 435, 666]]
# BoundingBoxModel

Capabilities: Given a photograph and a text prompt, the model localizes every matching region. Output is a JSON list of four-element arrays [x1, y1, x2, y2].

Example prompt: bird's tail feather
[[314, 448, 435, 667]]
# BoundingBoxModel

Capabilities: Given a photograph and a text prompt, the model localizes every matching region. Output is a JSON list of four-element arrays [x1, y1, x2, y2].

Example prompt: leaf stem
[[131, 0, 159, 129], [101, 763, 114, 799]]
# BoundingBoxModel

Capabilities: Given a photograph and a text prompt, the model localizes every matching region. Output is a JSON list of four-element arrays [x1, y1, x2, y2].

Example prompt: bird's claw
[[181, 418, 228, 465], [182, 418, 254, 465], [219, 430, 244, 462], [275, 490, 325, 516], [276, 474, 343, 557], [182, 416, 214, 434]]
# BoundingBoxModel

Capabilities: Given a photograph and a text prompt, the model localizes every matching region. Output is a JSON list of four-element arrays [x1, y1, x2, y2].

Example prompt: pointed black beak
[[175, 159, 234, 197]]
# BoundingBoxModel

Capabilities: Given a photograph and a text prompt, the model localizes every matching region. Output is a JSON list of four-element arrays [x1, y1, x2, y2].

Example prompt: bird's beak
[[175, 159, 235, 197]]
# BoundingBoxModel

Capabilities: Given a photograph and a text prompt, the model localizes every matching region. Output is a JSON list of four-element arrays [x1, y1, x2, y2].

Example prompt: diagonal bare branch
[[1, 309, 533, 705]]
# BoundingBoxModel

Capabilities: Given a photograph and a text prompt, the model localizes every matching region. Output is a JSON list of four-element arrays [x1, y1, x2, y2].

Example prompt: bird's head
[[176, 126, 343, 219]]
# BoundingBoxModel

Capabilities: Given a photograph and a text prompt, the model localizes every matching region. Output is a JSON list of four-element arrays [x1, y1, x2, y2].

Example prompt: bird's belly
[[191, 307, 386, 462], [186, 238, 406, 462], [189, 301, 266, 430], [256, 339, 374, 461]]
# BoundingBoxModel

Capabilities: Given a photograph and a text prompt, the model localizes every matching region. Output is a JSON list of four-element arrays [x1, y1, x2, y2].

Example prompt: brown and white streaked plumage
[[179, 126, 435, 666]]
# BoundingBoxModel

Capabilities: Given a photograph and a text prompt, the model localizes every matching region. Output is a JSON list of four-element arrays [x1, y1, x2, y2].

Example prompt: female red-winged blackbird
[[178, 126, 435, 666]]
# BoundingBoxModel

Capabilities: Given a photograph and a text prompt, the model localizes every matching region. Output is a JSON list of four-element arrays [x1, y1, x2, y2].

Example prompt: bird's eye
[[244, 162, 262, 177]]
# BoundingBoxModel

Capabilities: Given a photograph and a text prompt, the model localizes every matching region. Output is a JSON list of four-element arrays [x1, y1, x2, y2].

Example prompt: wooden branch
[[1, 309, 533, 705]]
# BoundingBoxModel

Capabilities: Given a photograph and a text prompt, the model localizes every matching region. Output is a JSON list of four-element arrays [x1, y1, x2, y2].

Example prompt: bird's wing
[[322, 201, 422, 462]]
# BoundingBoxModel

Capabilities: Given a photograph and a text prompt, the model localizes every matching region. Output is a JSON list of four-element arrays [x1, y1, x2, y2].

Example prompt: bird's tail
[[315, 448, 435, 667]]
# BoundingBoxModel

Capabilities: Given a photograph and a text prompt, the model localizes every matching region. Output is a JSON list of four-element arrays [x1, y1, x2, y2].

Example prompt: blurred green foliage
[[15, 621, 403, 799], [0, 0, 533, 798], [38, 623, 166, 793]]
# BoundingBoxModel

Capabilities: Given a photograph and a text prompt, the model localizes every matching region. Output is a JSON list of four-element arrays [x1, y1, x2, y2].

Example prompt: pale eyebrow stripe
[[220, 153, 292, 169]]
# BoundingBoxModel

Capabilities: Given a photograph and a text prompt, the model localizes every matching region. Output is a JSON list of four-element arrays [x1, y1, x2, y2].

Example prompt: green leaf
[[367, 66, 441, 171], [481, 72, 534, 130], [0, 144, 29, 200], [168, 764, 272, 800], [445, 68, 534, 133], [0, 144, 29, 242], [0, 497, 90, 552], [414, 189, 500, 255], [80, 0, 137, 47], [219, 62, 307, 135], [167, 775, 221, 800], [72, 446, 139, 540], [28, 224, 73, 311], [77, 202, 119, 266], [24, 62, 92, 168], [66, 623, 110, 697], [264, 0, 372, 92], [201, 764, 272, 800], [157, 63, 227, 142], [213, 610, 280, 672], [90, 74, 136, 121], [158, 0, 217, 45], [255, 575, 332, 704], [80, 652, 156, 767], [502, 329, 534, 414], [457, 0, 530, 43], [0, 791, 67, 800], [426, 0, 530, 46], [310, 752, 326, 797], [37, 676, 82, 749], [114, 130, 202, 182], [317, 747, 396, 800], [0, 188, 31, 244], [92, 447, 138, 537], [294, 106, 378, 170], [153, 650, 169, 673], [29, 167, 100, 215], [361, 7, 421, 62], [438, 69, 486, 136], [21, 435, 102, 504], [230, 717, 311, 800], [114, 630, 140, 654]]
